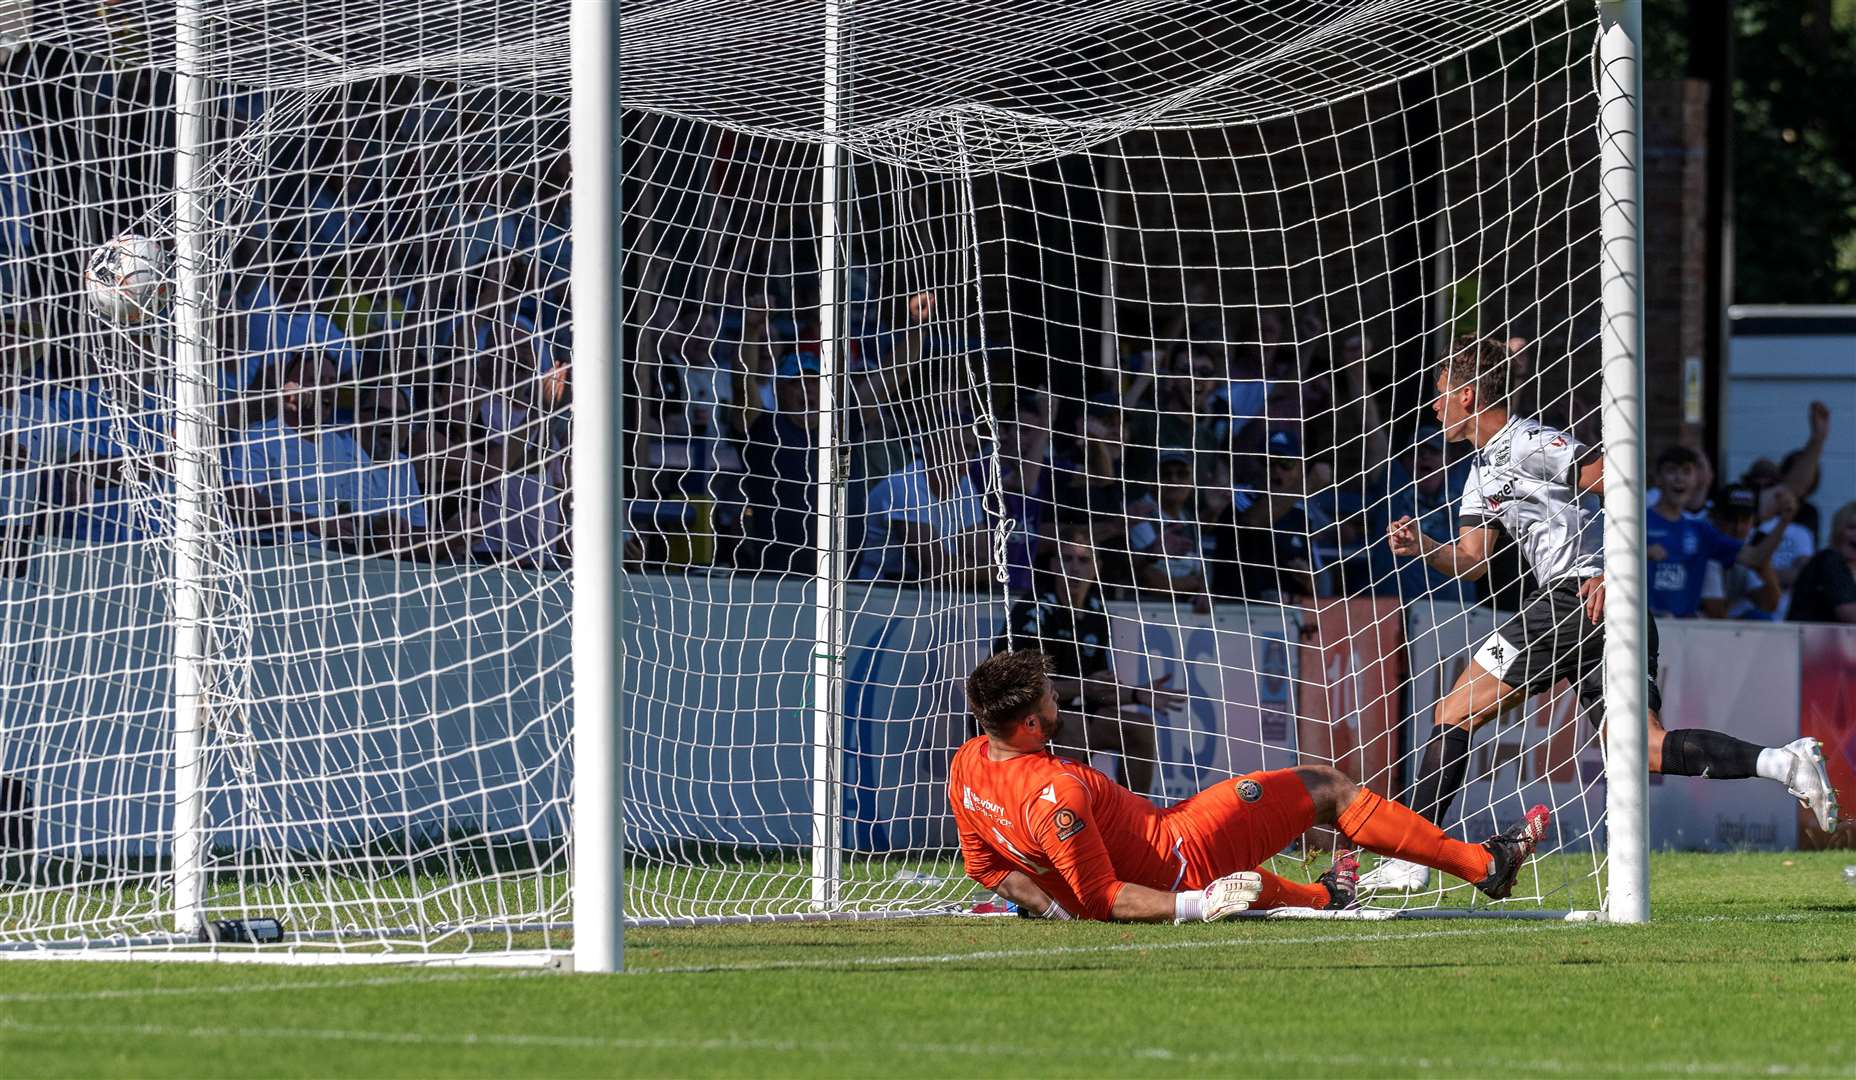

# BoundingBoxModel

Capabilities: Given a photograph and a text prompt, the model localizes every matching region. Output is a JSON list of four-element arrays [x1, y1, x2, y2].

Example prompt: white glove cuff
[[1173, 890, 1205, 924], [1042, 900, 1073, 920]]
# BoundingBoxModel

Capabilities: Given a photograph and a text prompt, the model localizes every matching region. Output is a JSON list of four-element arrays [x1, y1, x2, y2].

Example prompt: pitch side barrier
[[0, 553, 1822, 864]]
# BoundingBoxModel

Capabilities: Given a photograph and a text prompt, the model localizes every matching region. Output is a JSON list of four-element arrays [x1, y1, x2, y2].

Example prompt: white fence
[[0, 550, 1807, 861]]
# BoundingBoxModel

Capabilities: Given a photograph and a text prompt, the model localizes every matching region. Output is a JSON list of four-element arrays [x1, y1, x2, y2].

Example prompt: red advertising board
[[1798, 624, 1856, 849], [1295, 598, 1407, 797]]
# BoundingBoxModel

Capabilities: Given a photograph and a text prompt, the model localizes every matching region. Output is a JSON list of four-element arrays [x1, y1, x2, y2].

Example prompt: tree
[[1729, 0, 1856, 302]]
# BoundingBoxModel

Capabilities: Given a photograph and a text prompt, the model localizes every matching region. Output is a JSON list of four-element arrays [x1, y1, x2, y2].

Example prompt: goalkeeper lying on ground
[[951, 650, 1549, 921]]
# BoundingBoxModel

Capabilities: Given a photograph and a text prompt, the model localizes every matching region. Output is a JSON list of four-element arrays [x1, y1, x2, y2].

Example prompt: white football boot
[[1783, 737, 1840, 834], [1355, 856, 1431, 894]]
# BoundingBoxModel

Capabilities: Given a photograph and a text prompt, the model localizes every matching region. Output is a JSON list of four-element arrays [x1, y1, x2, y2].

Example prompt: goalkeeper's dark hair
[[967, 649, 1052, 735], [1436, 334, 1521, 410]]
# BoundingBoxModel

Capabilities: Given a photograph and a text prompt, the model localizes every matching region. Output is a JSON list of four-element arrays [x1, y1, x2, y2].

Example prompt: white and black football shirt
[[1457, 416, 1603, 589]]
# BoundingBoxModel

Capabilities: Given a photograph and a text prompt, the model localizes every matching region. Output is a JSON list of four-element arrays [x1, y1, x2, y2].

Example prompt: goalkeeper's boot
[[1476, 804, 1552, 901], [1357, 856, 1430, 895], [1317, 849, 1361, 910], [1782, 737, 1840, 834]]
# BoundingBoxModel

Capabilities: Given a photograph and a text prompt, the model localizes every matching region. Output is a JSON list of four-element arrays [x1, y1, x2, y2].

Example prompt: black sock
[[1409, 726, 1473, 826], [1659, 729, 1761, 779]]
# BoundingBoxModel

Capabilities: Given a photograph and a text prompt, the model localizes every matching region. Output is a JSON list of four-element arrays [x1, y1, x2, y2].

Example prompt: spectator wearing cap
[[1788, 501, 1856, 624], [1128, 448, 1209, 601], [1700, 482, 1797, 619], [1646, 446, 1757, 618], [1227, 429, 1322, 602], [1370, 423, 1473, 603], [1052, 399, 1134, 557], [1196, 455, 1258, 601], [1738, 470, 1818, 617], [991, 393, 1052, 594], [853, 418, 986, 583], [223, 353, 446, 557], [737, 351, 819, 575], [1777, 402, 1832, 543]]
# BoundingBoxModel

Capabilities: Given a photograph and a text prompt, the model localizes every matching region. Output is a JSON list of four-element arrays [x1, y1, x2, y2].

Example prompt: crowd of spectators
[[1645, 402, 1854, 623], [0, 68, 1842, 628], [0, 76, 578, 572], [645, 280, 1503, 611], [641, 270, 1856, 628]]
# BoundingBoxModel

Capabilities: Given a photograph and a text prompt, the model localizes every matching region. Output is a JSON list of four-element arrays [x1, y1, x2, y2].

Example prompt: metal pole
[[571, 0, 627, 972], [170, 0, 212, 938], [1098, 154, 1120, 375], [810, 0, 845, 911], [1598, 0, 1650, 925]]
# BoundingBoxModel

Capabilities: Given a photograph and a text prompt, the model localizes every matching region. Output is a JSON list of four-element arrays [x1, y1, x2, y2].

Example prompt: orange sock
[[1336, 788, 1492, 885], [1252, 868, 1331, 910]]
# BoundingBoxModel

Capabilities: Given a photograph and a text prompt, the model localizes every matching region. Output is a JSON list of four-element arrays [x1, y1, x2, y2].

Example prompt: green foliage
[[1, 852, 1852, 1077], [1646, 1, 1856, 303], [1731, 0, 1856, 302]]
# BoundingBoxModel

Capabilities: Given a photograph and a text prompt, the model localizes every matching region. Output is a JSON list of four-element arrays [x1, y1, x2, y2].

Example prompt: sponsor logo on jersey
[[1549, 435, 1568, 448], [1237, 778, 1263, 803], [1038, 784, 1058, 805], [964, 786, 1007, 822], [1051, 807, 1086, 841]]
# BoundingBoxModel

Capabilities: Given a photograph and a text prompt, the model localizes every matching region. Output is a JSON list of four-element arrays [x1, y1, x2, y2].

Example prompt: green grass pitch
[[3, 851, 1853, 1078]]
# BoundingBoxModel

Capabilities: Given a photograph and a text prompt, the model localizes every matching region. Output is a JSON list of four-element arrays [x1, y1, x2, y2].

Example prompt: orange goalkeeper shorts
[[1161, 769, 1315, 890]]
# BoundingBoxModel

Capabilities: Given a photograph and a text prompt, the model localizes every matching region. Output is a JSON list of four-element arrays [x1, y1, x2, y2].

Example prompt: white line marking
[[0, 1016, 1847, 1077], [0, 970, 547, 1006], [642, 922, 1570, 973]]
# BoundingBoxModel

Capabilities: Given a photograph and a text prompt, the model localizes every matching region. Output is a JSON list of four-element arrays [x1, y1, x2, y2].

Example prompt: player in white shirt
[[1361, 336, 1838, 893]]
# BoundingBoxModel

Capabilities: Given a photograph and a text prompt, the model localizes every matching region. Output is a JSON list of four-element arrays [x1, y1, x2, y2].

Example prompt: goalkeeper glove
[[1175, 871, 1264, 922]]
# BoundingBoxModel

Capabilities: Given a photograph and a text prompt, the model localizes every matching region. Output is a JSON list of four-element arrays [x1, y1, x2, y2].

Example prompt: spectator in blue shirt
[[1372, 424, 1473, 603], [223, 353, 443, 557], [737, 352, 818, 575], [1647, 446, 1744, 617], [1700, 482, 1797, 620]]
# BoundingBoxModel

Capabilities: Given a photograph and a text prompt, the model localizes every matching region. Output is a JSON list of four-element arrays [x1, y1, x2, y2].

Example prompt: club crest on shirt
[[1051, 807, 1086, 840], [1237, 778, 1263, 803]]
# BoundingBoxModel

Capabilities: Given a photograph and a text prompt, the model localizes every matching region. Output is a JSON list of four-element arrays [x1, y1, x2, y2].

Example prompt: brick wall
[[1642, 78, 1713, 459]]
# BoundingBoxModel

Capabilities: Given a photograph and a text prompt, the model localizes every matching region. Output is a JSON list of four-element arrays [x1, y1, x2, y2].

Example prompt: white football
[[85, 235, 171, 324]]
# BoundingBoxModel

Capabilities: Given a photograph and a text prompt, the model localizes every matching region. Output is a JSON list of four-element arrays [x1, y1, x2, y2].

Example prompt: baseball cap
[[1158, 448, 1193, 468], [1268, 428, 1302, 457], [1716, 483, 1759, 517], [775, 351, 821, 378]]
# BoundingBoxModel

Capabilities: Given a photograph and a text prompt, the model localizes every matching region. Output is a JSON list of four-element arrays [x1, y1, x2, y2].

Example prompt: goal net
[[0, 0, 1626, 960]]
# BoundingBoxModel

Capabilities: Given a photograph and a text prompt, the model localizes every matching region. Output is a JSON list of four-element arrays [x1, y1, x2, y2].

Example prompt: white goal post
[[0, 0, 1646, 967], [1596, 0, 1649, 926]]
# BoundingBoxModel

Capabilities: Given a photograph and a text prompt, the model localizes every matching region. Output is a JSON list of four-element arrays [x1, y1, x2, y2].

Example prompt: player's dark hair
[[1436, 335, 1519, 410], [966, 650, 1052, 736]]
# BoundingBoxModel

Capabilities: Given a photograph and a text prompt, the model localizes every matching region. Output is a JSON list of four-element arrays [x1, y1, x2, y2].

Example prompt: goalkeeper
[[950, 650, 1549, 922]]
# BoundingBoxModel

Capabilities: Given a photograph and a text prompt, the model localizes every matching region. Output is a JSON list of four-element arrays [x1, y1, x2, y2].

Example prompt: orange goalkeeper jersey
[[947, 736, 1179, 920]]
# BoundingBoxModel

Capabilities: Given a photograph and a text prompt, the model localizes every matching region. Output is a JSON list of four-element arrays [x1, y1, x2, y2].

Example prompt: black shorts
[[1469, 576, 1662, 721]]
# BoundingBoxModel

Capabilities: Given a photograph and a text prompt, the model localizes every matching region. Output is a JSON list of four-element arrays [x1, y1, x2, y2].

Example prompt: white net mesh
[[0, 0, 1615, 957]]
